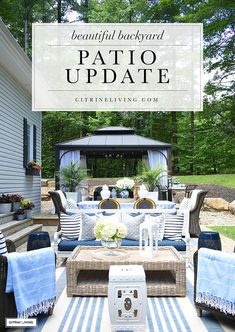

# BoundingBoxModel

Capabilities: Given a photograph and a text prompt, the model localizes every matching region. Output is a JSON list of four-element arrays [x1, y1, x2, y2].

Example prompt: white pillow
[[66, 198, 79, 210], [121, 213, 145, 241], [96, 212, 121, 224], [190, 189, 202, 210], [144, 214, 165, 241], [179, 197, 191, 212], [57, 190, 68, 208], [0, 231, 8, 255], [80, 213, 97, 241]]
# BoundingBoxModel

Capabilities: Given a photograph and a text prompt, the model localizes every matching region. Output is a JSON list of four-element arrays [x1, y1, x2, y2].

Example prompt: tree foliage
[[0, 0, 234, 178]]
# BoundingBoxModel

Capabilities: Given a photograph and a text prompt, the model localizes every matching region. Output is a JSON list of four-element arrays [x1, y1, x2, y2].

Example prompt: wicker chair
[[185, 185, 198, 198], [189, 190, 208, 236], [193, 250, 235, 320], [0, 240, 17, 330], [134, 198, 156, 209], [49, 190, 67, 216], [98, 199, 120, 209]]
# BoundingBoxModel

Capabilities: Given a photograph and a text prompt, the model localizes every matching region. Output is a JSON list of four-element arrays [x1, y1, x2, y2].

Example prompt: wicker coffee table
[[66, 246, 186, 297]]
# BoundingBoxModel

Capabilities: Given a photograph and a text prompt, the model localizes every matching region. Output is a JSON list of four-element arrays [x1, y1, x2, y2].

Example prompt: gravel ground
[[200, 210, 235, 226], [187, 183, 235, 203]]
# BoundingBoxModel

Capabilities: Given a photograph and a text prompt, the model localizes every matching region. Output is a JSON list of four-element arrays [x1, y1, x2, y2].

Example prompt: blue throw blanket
[[5, 247, 56, 318], [196, 248, 235, 316]]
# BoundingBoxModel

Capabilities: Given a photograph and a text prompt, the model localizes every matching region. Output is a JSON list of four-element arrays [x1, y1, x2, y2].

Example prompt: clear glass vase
[[101, 238, 122, 255]]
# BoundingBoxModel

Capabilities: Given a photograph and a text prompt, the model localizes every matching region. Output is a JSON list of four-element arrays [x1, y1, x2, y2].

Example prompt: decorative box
[[108, 265, 147, 332]]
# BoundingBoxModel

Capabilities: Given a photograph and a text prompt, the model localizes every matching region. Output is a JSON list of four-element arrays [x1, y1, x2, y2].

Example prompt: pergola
[[55, 126, 172, 186]]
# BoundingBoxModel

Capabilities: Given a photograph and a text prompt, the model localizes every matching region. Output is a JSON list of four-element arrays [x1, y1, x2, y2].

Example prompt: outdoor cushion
[[179, 197, 191, 211], [163, 213, 184, 241], [60, 213, 82, 240], [58, 238, 186, 251], [0, 231, 7, 255], [121, 238, 186, 251], [158, 239, 186, 251], [153, 208, 177, 215], [80, 213, 97, 241], [58, 239, 102, 251], [121, 212, 145, 241], [97, 211, 121, 223], [66, 198, 79, 210], [190, 189, 202, 210], [57, 190, 68, 209]]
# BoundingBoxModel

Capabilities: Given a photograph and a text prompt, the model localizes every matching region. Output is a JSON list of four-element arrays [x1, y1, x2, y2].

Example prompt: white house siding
[[0, 65, 41, 213]]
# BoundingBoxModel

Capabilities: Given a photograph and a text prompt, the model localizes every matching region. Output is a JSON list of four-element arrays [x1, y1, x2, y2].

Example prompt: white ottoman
[[108, 265, 147, 332]]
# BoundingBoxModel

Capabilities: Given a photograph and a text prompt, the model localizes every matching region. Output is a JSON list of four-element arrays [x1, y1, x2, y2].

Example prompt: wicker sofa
[[54, 208, 190, 258], [50, 190, 190, 259]]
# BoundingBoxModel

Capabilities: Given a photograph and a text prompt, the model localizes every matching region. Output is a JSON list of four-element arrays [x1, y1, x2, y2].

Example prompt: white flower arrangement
[[94, 218, 127, 241], [116, 178, 135, 190]]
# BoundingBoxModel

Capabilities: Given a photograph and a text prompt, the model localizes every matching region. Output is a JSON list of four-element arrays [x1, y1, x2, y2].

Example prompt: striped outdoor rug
[[25, 263, 226, 332]]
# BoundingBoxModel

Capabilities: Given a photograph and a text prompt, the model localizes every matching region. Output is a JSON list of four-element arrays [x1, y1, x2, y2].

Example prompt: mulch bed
[[186, 183, 235, 203]]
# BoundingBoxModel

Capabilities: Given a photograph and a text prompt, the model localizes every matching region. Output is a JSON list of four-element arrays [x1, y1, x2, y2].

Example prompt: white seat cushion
[[190, 189, 202, 210], [178, 197, 191, 213], [57, 190, 68, 209], [66, 198, 79, 210]]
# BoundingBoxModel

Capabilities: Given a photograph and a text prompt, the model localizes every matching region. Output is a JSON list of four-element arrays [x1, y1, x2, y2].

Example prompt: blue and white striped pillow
[[0, 231, 8, 255], [163, 214, 184, 241], [60, 213, 82, 240]]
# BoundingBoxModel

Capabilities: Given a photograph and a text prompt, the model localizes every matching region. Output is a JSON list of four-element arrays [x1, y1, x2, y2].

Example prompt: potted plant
[[136, 163, 166, 201], [116, 178, 135, 199], [14, 209, 26, 221], [57, 162, 88, 202], [0, 193, 13, 214], [20, 199, 35, 218], [26, 160, 41, 176], [11, 194, 23, 211]]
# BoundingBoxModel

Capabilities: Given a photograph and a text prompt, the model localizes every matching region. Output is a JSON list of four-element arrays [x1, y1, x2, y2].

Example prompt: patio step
[[0, 212, 14, 224], [0, 218, 33, 237], [6, 224, 43, 248], [33, 214, 59, 226]]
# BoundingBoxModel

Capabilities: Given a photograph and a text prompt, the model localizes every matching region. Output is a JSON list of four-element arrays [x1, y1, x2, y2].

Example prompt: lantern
[[139, 220, 159, 258]]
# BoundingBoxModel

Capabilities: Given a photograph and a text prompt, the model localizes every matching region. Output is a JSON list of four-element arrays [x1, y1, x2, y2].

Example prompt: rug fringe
[[18, 297, 56, 319], [196, 292, 235, 315]]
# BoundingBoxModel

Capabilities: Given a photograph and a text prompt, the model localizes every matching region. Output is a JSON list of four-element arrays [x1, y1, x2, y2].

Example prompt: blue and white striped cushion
[[60, 213, 82, 240], [0, 231, 8, 255], [163, 214, 184, 241]]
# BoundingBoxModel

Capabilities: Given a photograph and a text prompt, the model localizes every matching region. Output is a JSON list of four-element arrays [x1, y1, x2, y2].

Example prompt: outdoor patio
[[13, 234, 235, 332], [12, 201, 234, 332]]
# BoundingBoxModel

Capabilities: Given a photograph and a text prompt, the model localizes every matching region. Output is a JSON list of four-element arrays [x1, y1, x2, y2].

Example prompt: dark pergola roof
[[56, 126, 171, 150]]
